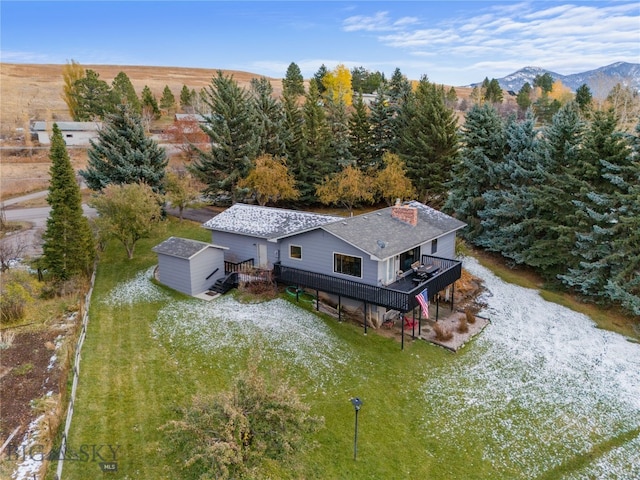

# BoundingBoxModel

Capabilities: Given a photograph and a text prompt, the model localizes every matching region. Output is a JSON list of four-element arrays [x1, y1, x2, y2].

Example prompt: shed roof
[[31, 121, 102, 132], [320, 201, 466, 260], [203, 204, 341, 240], [152, 236, 226, 260]]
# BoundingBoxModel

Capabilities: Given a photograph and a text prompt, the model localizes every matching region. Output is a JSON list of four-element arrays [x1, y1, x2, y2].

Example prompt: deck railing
[[224, 258, 254, 274], [274, 254, 462, 312]]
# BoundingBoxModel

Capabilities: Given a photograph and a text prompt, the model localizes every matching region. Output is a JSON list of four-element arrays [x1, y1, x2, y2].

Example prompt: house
[[31, 121, 102, 146], [153, 201, 466, 328], [152, 237, 227, 296]]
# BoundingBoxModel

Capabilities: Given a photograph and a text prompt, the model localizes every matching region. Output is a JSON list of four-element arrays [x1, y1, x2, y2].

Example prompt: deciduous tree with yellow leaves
[[322, 64, 353, 106], [238, 154, 299, 206], [316, 165, 374, 215]]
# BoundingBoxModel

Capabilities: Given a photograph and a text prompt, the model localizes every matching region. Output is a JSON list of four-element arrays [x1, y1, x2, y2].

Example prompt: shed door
[[257, 243, 268, 267]]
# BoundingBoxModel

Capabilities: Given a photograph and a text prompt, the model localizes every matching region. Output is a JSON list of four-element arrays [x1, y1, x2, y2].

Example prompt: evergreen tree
[[297, 81, 332, 203], [180, 84, 196, 113], [42, 124, 94, 279], [444, 103, 506, 239], [445, 87, 458, 109], [325, 95, 352, 167], [369, 87, 395, 163], [282, 88, 306, 180], [313, 64, 329, 95], [111, 72, 141, 114], [476, 110, 544, 259], [516, 82, 532, 114], [397, 76, 459, 207], [559, 110, 634, 301], [388, 68, 412, 105], [80, 104, 168, 193], [72, 69, 113, 121], [534, 73, 554, 94], [159, 85, 177, 114], [283, 62, 305, 98], [485, 78, 504, 104], [575, 84, 593, 113], [250, 77, 287, 157], [141, 85, 161, 120], [519, 102, 585, 279], [190, 71, 258, 202], [348, 91, 374, 169]]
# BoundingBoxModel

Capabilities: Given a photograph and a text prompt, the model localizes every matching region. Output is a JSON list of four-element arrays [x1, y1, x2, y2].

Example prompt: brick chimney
[[391, 204, 418, 226]]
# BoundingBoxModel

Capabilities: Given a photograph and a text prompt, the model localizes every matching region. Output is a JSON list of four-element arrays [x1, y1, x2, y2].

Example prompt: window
[[290, 245, 302, 260], [400, 249, 419, 271], [431, 238, 438, 254], [334, 253, 362, 278]]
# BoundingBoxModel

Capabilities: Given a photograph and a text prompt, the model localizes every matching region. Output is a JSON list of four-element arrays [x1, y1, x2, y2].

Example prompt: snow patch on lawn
[[424, 256, 640, 479], [102, 267, 169, 306], [153, 296, 352, 386]]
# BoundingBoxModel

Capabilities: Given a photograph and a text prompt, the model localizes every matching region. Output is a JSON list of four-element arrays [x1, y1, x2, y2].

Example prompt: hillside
[[0, 63, 283, 137]]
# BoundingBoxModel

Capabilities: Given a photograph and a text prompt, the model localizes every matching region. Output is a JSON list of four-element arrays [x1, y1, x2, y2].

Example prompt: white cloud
[[343, 11, 418, 33]]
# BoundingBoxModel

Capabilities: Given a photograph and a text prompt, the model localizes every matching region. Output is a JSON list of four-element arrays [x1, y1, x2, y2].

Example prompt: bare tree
[[0, 234, 29, 271]]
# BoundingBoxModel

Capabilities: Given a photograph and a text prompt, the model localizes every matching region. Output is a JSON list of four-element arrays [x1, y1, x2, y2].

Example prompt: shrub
[[457, 316, 469, 334], [433, 322, 453, 341], [465, 307, 476, 324], [0, 281, 32, 324], [0, 329, 16, 349], [162, 358, 323, 479]]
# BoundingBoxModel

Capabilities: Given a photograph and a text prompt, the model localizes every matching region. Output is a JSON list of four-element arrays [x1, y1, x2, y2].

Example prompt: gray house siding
[[211, 231, 279, 267], [279, 229, 379, 285], [157, 255, 193, 295], [431, 231, 457, 259], [190, 248, 225, 294]]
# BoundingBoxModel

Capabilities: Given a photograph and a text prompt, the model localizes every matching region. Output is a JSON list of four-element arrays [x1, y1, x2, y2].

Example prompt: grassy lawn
[[52, 218, 640, 479]]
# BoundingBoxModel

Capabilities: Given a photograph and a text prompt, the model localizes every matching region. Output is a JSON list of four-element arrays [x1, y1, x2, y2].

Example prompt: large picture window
[[334, 253, 362, 278], [290, 245, 302, 259]]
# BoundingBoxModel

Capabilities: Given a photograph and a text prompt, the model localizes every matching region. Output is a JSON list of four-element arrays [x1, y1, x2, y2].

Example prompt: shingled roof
[[320, 201, 466, 260], [152, 236, 226, 259], [202, 204, 341, 240]]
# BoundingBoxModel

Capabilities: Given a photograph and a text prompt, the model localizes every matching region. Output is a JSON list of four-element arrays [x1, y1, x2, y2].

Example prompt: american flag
[[416, 289, 429, 319]]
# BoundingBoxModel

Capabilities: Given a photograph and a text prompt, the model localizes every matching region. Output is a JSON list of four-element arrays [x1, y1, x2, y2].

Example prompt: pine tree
[[444, 103, 506, 239], [180, 85, 195, 113], [141, 85, 161, 120], [190, 71, 258, 202], [111, 72, 141, 114], [80, 104, 168, 193], [397, 76, 459, 207], [313, 64, 329, 95], [42, 124, 94, 280], [516, 83, 533, 115], [159, 85, 177, 114], [282, 88, 306, 180], [575, 84, 593, 113], [250, 77, 287, 157], [72, 69, 113, 121], [348, 91, 374, 169], [283, 62, 305, 98]]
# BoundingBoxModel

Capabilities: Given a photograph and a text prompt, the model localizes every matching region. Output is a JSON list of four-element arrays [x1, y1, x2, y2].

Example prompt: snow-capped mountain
[[470, 62, 640, 94]]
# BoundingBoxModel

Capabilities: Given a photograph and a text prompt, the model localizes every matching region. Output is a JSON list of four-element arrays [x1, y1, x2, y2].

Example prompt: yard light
[[350, 397, 363, 460]]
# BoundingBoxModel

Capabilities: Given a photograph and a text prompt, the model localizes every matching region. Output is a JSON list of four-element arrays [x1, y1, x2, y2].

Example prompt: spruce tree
[[180, 85, 195, 113], [369, 87, 395, 164], [444, 103, 506, 239], [559, 110, 635, 303], [250, 77, 287, 157], [72, 69, 113, 121], [313, 64, 329, 95], [397, 76, 459, 207], [297, 81, 332, 203], [42, 124, 95, 280], [519, 102, 585, 279], [476, 110, 544, 259], [80, 104, 168, 193], [283, 62, 305, 98], [325, 95, 352, 168], [348, 91, 375, 169], [190, 71, 258, 202], [282, 88, 306, 180]]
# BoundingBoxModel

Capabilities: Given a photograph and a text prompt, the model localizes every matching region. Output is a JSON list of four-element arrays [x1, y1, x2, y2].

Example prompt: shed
[[152, 237, 227, 296], [31, 121, 102, 146]]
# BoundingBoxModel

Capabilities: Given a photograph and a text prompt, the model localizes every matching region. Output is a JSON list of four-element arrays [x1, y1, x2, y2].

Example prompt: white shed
[[31, 121, 102, 146], [152, 237, 227, 296]]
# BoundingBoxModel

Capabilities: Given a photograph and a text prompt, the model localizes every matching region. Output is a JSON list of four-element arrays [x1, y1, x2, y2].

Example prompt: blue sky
[[2, 1, 639, 86]]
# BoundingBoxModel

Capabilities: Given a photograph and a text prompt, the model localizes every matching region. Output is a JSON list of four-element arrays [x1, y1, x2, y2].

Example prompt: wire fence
[[54, 265, 96, 480]]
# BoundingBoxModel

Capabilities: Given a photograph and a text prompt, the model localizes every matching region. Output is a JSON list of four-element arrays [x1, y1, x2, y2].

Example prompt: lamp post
[[350, 397, 362, 460]]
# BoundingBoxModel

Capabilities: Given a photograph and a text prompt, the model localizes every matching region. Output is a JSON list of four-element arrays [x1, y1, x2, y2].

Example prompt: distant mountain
[[470, 62, 640, 95]]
